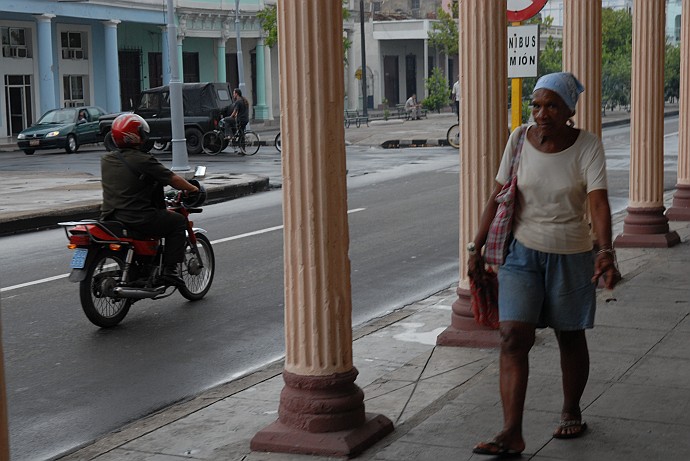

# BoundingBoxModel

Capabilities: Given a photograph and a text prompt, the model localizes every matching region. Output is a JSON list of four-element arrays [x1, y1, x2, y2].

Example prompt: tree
[[428, 7, 459, 57], [256, 4, 278, 48], [257, 2, 352, 61], [601, 8, 632, 111], [423, 67, 450, 113], [665, 43, 681, 102]]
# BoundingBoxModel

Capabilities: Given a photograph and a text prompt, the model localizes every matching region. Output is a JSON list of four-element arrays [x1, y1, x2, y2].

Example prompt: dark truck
[[99, 82, 233, 155]]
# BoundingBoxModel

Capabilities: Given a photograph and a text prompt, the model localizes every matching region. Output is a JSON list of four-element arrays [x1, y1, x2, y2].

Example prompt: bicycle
[[446, 123, 460, 148], [274, 131, 281, 153], [202, 118, 260, 156]]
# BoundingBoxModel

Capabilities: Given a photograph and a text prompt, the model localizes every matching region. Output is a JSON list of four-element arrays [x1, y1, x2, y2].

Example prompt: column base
[[666, 184, 690, 221], [253, 104, 270, 120], [614, 206, 680, 248], [251, 368, 393, 458], [251, 413, 393, 458], [436, 286, 500, 348]]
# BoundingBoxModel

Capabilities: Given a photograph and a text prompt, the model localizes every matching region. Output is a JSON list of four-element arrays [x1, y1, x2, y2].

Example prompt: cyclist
[[223, 88, 250, 141]]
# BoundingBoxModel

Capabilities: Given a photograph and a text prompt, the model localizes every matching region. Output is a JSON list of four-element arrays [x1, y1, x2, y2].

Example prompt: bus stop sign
[[507, 0, 548, 22]]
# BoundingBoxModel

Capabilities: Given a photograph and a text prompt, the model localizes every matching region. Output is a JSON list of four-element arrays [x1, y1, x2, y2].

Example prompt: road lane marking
[[1, 208, 367, 293], [0, 274, 70, 293], [210, 208, 366, 245]]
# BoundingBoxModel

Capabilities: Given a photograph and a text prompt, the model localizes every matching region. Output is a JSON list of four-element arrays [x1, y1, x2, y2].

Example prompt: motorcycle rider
[[100, 113, 199, 287]]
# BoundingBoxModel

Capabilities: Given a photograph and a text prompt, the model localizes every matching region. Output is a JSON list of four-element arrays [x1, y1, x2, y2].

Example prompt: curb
[[0, 175, 270, 237]]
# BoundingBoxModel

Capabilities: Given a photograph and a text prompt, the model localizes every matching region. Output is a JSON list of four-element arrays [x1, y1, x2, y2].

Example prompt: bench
[[395, 103, 428, 120], [344, 109, 369, 128]]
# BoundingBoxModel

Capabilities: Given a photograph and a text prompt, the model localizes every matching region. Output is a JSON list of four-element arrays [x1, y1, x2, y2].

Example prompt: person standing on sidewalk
[[468, 72, 621, 457], [451, 76, 460, 119]]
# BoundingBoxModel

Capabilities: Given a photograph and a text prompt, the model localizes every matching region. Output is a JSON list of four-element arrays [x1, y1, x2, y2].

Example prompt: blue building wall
[[0, 0, 274, 138]]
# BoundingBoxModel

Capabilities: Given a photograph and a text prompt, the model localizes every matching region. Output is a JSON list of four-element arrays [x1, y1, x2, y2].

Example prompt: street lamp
[[235, 0, 246, 96], [360, 0, 368, 117], [165, 0, 190, 172]]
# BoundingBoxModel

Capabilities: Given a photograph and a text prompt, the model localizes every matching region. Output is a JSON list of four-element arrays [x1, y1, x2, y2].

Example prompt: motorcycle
[[59, 171, 215, 328]]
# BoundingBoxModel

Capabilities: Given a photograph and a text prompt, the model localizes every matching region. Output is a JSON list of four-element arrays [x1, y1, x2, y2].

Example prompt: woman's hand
[[592, 251, 621, 289], [467, 253, 486, 279]]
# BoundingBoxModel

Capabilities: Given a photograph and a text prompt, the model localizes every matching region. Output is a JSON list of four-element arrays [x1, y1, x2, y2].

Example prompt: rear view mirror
[[194, 165, 207, 179]]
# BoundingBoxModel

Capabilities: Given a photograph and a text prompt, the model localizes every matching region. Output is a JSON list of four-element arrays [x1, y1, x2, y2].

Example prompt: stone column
[[250, 0, 393, 457], [216, 37, 227, 82], [667, 0, 690, 220], [35, 14, 56, 115], [563, 0, 602, 137], [253, 37, 269, 119], [103, 20, 122, 113], [436, 0, 506, 348], [614, 0, 680, 247], [264, 42, 275, 120]]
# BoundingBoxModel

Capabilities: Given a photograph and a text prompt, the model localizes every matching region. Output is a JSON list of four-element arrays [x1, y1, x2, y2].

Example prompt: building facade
[[0, 0, 278, 139], [344, 0, 454, 110]]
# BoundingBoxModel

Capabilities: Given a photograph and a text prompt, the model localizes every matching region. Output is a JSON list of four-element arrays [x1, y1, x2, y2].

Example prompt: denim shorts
[[497, 239, 596, 330]]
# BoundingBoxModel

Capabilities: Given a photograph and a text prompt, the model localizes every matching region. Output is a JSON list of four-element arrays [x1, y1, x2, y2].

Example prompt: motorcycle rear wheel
[[79, 250, 132, 328], [179, 233, 215, 301]]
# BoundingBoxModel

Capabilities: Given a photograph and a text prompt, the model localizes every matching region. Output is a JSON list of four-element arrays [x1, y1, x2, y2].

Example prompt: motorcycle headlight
[[17, 133, 26, 139], [46, 131, 60, 138]]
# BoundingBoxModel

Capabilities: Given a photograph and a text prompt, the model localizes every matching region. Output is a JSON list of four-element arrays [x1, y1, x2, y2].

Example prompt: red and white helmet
[[111, 113, 150, 148]]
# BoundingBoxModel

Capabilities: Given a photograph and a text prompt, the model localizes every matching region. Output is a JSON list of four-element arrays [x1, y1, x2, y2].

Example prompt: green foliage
[[428, 8, 458, 56], [256, 4, 278, 48], [665, 43, 681, 102], [522, 100, 531, 123], [423, 67, 450, 113], [602, 8, 633, 110]]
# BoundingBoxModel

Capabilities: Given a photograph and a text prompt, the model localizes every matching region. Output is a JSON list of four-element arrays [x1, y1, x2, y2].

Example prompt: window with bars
[[410, 0, 420, 10], [63, 75, 85, 106], [1, 27, 31, 58], [61, 31, 87, 60]]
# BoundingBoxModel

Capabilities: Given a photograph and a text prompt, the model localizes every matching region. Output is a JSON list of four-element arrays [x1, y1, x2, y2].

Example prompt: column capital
[[35, 14, 56, 23], [102, 19, 121, 28]]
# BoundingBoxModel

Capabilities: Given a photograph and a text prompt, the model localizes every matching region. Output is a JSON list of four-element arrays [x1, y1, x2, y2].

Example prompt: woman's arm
[[467, 181, 503, 276], [588, 188, 620, 289]]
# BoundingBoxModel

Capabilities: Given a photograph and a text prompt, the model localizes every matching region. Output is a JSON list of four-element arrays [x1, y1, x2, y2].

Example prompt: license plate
[[70, 248, 88, 269], [29, 140, 40, 146]]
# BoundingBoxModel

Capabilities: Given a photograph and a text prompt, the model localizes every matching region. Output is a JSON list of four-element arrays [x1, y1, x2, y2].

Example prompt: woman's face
[[531, 89, 573, 136]]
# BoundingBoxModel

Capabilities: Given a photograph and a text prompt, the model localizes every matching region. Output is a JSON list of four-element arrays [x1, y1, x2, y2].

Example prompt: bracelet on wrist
[[596, 247, 615, 256]]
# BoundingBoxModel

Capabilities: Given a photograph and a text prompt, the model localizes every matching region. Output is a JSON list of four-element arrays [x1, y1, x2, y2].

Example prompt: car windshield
[[38, 108, 77, 124]]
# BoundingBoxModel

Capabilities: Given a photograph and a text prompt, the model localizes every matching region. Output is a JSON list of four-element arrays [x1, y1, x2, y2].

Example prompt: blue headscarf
[[532, 72, 585, 112]]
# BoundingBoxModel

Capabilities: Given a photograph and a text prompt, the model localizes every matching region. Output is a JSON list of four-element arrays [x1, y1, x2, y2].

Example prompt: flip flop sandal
[[472, 440, 523, 458], [553, 420, 588, 439]]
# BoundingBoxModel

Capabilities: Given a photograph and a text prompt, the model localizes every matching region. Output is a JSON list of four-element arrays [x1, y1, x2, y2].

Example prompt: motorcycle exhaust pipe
[[113, 286, 167, 299]]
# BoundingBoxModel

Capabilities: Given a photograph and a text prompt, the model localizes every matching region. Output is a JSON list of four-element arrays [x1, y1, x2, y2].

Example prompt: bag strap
[[508, 125, 527, 180]]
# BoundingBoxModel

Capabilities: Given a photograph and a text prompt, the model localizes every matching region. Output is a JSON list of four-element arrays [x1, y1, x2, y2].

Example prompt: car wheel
[[23, 149, 35, 155], [103, 132, 116, 151], [185, 127, 204, 155], [153, 141, 170, 151], [65, 134, 79, 154]]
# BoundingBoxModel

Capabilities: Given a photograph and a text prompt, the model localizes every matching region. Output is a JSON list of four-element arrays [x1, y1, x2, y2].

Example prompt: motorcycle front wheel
[[179, 233, 215, 301], [79, 250, 132, 328]]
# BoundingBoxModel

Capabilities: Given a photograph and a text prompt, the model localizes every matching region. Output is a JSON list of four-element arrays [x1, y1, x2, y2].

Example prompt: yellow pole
[[510, 21, 522, 131]]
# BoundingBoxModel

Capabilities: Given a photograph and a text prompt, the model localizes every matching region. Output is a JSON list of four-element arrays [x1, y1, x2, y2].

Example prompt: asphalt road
[[0, 147, 461, 461]]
